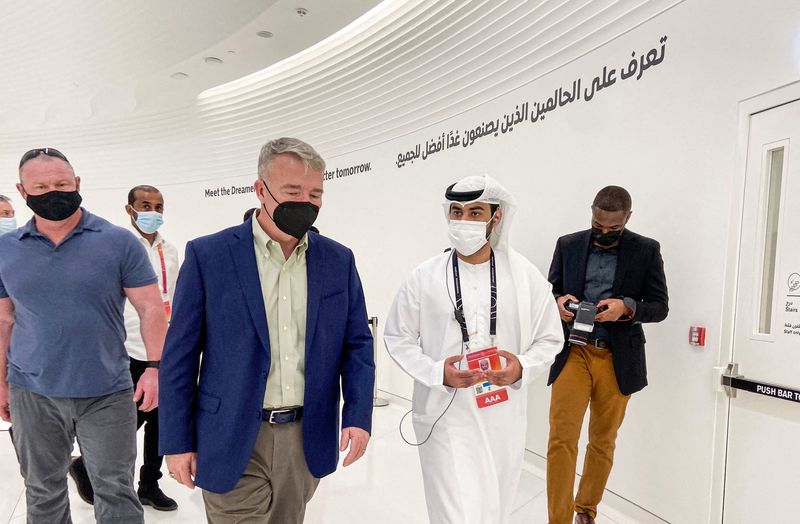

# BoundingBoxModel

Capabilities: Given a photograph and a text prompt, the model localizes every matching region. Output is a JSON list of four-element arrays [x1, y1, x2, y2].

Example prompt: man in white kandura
[[384, 174, 564, 524]]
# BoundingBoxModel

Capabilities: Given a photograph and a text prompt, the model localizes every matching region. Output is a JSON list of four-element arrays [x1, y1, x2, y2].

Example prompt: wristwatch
[[145, 360, 160, 369]]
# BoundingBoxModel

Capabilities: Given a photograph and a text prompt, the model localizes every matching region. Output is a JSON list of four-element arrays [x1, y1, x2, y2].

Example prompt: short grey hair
[[0, 194, 11, 204], [257, 137, 325, 178]]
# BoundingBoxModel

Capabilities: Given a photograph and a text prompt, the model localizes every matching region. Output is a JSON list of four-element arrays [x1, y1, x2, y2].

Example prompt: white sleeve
[[510, 286, 565, 389], [383, 273, 450, 392], [166, 241, 180, 303]]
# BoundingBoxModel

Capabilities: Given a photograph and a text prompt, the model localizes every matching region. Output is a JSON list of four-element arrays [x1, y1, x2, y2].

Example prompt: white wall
[[3, 1, 800, 521]]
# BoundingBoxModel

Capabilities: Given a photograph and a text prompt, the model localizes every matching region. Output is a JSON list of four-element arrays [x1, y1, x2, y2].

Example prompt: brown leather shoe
[[574, 513, 595, 524]]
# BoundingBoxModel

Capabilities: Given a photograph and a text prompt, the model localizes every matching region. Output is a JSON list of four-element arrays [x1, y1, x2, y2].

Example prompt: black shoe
[[138, 485, 178, 511], [68, 456, 94, 505]]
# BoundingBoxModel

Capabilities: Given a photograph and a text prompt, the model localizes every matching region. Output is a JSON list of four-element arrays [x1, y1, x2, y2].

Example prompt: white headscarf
[[443, 174, 517, 252]]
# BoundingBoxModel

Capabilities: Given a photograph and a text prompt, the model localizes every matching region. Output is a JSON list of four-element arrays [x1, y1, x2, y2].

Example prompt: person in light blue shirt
[[0, 194, 16, 235]]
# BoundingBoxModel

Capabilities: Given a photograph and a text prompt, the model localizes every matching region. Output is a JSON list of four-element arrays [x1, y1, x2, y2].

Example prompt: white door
[[723, 99, 800, 522]]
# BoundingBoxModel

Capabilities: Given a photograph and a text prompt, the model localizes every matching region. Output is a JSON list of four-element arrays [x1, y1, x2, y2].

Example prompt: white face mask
[[448, 217, 492, 256], [0, 217, 17, 234]]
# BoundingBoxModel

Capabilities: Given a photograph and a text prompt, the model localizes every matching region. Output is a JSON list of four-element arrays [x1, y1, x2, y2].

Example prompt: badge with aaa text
[[466, 347, 509, 409]]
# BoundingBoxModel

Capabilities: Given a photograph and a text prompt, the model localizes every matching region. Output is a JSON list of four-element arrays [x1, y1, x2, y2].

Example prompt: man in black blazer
[[545, 186, 668, 524]]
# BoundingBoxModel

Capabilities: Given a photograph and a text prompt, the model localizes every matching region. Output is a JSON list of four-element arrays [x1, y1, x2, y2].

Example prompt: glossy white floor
[[0, 396, 662, 523]]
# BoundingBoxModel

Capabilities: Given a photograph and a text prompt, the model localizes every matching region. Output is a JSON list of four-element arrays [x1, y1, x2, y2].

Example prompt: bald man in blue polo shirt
[[0, 148, 168, 524]]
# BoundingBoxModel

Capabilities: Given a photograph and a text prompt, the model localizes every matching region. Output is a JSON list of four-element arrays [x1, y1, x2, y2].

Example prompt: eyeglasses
[[18, 148, 70, 169]]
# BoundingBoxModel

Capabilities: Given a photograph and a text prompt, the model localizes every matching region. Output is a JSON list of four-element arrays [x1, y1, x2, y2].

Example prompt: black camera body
[[564, 300, 598, 346]]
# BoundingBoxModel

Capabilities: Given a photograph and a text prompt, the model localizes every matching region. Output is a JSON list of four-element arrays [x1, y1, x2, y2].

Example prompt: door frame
[[709, 80, 800, 523]]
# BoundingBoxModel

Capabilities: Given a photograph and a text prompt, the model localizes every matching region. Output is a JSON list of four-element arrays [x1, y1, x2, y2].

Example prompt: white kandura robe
[[385, 249, 564, 524]]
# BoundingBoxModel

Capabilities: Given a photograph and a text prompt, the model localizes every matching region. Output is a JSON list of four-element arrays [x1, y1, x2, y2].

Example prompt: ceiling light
[[170, 72, 189, 80], [256, 30, 274, 38], [204, 57, 223, 65], [295, 7, 309, 17]]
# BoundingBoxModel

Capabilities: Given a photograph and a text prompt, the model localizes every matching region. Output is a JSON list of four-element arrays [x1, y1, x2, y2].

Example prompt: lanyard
[[451, 250, 497, 344], [156, 242, 168, 296]]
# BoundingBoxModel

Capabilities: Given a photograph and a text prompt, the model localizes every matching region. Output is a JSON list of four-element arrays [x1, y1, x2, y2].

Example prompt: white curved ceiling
[[0, 0, 381, 130], [193, 0, 683, 180], [1, 0, 682, 188]]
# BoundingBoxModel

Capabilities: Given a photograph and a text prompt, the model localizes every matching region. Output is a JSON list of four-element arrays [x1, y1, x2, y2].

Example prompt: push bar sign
[[724, 375, 800, 404]]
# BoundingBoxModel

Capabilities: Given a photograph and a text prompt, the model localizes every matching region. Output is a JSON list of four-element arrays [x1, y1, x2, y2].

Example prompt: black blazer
[[547, 229, 668, 395]]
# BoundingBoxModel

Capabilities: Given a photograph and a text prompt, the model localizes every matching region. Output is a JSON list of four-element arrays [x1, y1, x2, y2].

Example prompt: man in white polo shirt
[[70, 185, 179, 511]]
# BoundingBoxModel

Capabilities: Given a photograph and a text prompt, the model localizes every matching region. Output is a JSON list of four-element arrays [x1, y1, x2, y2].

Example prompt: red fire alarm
[[689, 326, 706, 346]]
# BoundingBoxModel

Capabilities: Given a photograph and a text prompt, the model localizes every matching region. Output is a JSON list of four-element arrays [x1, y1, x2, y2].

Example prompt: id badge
[[163, 299, 172, 323], [466, 346, 509, 409]]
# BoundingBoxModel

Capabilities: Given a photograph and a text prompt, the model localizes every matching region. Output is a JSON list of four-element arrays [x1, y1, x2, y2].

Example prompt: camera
[[564, 300, 598, 346]]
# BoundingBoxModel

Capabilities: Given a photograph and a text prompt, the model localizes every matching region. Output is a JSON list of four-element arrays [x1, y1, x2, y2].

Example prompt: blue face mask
[[0, 217, 17, 234], [134, 211, 164, 234]]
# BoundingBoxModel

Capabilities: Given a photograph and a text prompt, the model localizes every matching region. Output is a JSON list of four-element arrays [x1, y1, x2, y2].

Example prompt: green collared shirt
[[252, 215, 308, 409]]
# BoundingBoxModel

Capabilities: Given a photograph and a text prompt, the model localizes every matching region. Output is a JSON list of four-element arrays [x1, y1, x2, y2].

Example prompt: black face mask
[[591, 228, 622, 247], [261, 180, 319, 239], [26, 190, 82, 221]]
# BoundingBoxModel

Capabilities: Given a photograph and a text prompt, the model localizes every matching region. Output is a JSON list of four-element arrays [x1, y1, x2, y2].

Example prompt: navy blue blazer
[[158, 220, 374, 493], [547, 229, 668, 395]]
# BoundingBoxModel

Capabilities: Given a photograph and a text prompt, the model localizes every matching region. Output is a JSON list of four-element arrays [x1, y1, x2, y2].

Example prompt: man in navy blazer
[[545, 186, 668, 524], [158, 138, 374, 523]]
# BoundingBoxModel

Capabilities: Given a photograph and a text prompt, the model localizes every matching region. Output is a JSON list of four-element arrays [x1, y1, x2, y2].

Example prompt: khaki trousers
[[546, 344, 630, 524], [203, 420, 319, 524]]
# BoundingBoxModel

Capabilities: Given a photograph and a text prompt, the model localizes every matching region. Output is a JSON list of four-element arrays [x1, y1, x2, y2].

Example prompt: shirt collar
[[590, 243, 619, 255], [251, 210, 308, 261], [126, 222, 164, 246], [16, 207, 102, 240]]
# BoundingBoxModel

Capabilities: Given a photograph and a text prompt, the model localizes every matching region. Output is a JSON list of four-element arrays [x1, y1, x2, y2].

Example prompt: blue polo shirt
[[0, 208, 157, 398]]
